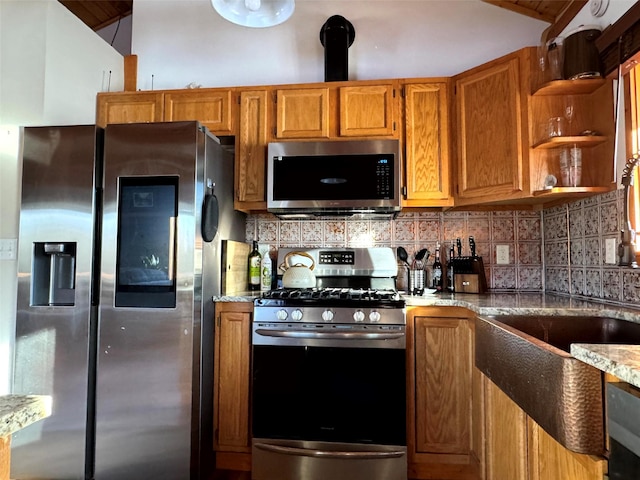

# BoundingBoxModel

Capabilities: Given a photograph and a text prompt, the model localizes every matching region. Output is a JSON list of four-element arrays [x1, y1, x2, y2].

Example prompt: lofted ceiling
[[59, 0, 132, 31], [58, 0, 583, 37]]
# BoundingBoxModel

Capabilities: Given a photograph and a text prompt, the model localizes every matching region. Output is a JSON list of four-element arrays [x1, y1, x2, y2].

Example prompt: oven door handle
[[254, 329, 404, 341], [253, 442, 406, 459]]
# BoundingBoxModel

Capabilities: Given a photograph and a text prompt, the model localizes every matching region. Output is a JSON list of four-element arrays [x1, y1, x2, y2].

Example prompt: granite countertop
[[0, 395, 52, 438], [214, 290, 640, 323], [213, 291, 261, 302], [571, 344, 640, 389]]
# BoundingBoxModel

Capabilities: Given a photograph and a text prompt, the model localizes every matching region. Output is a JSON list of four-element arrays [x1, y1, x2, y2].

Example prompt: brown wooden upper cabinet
[[235, 89, 269, 212], [164, 89, 235, 135], [454, 50, 528, 205], [96, 91, 164, 127], [402, 81, 453, 207], [274, 82, 397, 140], [275, 87, 331, 139], [454, 47, 615, 207], [97, 88, 236, 136], [339, 84, 396, 137]]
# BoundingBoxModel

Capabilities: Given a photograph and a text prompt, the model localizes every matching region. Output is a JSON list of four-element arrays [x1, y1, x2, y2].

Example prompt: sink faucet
[[619, 154, 639, 267]]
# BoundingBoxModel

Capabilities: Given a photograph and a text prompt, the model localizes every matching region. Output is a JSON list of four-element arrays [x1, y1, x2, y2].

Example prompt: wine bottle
[[248, 240, 261, 291], [432, 243, 443, 292], [447, 242, 455, 293]]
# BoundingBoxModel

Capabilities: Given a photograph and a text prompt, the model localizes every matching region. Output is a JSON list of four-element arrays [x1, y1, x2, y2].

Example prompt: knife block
[[451, 256, 487, 294]]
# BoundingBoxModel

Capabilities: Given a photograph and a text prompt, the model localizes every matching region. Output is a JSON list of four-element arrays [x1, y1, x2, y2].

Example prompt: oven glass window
[[272, 154, 395, 201], [252, 345, 406, 446]]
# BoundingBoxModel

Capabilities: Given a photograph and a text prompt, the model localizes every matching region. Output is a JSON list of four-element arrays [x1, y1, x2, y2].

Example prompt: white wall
[[0, 0, 124, 395], [131, 0, 550, 91]]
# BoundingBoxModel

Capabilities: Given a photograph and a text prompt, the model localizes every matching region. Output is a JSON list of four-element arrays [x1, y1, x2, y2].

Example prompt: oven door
[[251, 326, 407, 480]]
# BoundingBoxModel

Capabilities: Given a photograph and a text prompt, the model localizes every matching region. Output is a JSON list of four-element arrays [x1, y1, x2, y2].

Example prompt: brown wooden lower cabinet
[[483, 374, 607, 480], [407, 306, 479, 480], [1, 436, 10, 480], [213, 302, 252, 472]]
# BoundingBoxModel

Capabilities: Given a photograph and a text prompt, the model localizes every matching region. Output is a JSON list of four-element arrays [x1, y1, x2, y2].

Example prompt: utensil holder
[[409, 268, 425, 295]]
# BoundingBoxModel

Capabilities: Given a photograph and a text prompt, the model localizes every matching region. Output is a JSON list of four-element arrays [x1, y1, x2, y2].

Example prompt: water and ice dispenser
[[32, 242, 77, 306]]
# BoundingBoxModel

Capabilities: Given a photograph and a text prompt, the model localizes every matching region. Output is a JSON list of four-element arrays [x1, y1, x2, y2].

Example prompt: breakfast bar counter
[[1, 395, 51, 480], [571, 343, 640, 389]]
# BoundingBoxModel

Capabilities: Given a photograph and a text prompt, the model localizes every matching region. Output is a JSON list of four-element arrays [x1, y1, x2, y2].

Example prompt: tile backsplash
[[246, 210, 544, 291], [544, 189, 640, 305], [246, 190, 640, 306]]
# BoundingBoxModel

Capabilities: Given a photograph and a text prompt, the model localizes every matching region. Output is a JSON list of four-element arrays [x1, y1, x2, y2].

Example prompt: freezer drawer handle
[[254, 442, 406, 459], [254, 329, 404, 341]]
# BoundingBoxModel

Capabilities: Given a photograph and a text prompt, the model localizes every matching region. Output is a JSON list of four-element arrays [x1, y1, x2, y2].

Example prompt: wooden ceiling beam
[[545, 0, 588, 41], [482, 1, 557, 23], [59, 0, 132, 31]]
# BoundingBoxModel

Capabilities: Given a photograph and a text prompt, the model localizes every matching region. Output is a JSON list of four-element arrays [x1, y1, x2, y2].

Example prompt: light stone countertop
[[570, 344, 640, 389], [0, 395, 52, 438], [215, 291, 640, 322]]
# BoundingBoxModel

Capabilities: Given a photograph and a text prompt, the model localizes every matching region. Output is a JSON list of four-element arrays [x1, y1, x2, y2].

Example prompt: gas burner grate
[[260, 287, 400, 302]]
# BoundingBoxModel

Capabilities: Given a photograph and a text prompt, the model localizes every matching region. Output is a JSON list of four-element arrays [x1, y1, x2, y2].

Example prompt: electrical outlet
[[496, 245, 510, 265], [605, 238, 618, 264], [0, 238, 17, 261]]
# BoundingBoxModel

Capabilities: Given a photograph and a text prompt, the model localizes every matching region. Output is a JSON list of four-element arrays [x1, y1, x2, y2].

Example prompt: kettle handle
[[280, 251, 316, 271]]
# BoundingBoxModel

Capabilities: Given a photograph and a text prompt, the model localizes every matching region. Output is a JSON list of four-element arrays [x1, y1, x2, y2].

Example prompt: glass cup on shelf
[[560, 147, 582, 187], [548, 116, 565, 139]]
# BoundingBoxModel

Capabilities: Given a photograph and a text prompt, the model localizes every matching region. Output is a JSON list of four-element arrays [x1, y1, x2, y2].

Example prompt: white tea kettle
[[280, 251, 316, 289]]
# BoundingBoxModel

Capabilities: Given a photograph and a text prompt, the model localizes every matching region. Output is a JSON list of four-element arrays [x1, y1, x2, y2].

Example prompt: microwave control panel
[[376, 159, 392, 198]]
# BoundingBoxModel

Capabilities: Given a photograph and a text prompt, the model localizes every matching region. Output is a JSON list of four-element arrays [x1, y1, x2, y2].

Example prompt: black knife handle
[[469, 236, 476, 258]]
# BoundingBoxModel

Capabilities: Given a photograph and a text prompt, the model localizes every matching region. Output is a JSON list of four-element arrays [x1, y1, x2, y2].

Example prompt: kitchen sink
[[475, 315, 640, 456]]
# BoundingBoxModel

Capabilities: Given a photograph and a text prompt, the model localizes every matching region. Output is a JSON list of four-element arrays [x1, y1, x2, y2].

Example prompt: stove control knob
[[291, 309, 303, 321], [322, 309, 335, 322], [276, 309, 288, 321], [353, 310, 365, 322], [369, 310, 381, 322]]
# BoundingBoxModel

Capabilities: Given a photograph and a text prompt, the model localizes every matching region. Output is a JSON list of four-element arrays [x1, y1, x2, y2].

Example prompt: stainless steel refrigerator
[[12, 121, 246, 479]]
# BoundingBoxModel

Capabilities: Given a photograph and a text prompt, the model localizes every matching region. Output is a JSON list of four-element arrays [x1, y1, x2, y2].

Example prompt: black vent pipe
[[320, 15, 355, 82]]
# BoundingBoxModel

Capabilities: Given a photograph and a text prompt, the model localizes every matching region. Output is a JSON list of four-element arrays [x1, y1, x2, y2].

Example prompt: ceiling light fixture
[[211, 0, 295, 28]]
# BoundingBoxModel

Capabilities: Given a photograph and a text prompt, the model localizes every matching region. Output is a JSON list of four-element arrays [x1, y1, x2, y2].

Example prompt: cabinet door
[[275, 88, 330, 139], [403, 82, 452, 206], [213, 304, 251, 452], [455, 52, 527, 203], [236, 90, 268, 211], [164, 89, 234, 135], [339, 85, 396, 137], [527, 418, 606, 480], [96, 92, 164, 127], [484, 376, 528, 480], [413, 316, 472, 455]]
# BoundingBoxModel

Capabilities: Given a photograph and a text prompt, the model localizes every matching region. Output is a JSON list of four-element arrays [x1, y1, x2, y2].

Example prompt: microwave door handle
[[253, 442, 406, 460], [254, 329, 404, 341]]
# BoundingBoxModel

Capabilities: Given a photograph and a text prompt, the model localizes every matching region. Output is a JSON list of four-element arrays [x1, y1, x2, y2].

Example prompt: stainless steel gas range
[[251, 247, 407, 480]]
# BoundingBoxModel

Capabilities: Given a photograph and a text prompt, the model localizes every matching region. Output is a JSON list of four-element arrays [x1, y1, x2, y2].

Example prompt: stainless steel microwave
[[267, 139, 402, 218]]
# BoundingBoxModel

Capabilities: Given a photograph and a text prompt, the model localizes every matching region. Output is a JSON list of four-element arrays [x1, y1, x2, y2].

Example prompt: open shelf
[[532, 186, 614, 198], [532, 135, 608, 150], [533, 79, 606, 96]]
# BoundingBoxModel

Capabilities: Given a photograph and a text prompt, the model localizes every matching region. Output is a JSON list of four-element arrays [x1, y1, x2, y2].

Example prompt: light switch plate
[[0, 238, 17, 261], [605, 238, 618, 264], [496, 245, 510, 265]]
